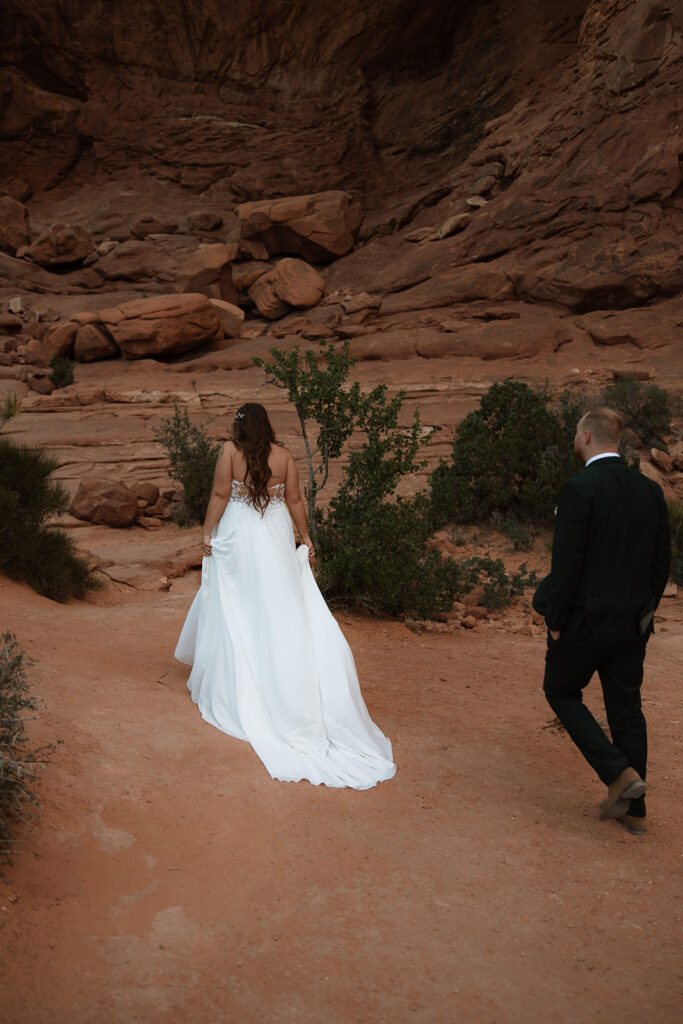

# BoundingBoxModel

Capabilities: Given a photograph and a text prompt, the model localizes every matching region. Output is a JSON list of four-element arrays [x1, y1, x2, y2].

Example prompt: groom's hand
[[548, 628, 561, 641]]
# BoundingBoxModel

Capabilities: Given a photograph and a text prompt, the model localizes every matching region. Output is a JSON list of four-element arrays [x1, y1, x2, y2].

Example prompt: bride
[[175, 402, 396, 789]]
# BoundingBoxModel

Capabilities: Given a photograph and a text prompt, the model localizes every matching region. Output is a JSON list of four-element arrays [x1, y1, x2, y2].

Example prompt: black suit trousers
[[543, 631, 648, 817]]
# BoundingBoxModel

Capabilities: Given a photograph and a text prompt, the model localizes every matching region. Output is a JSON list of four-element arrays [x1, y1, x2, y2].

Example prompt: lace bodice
[[230, 480, 286, 507]]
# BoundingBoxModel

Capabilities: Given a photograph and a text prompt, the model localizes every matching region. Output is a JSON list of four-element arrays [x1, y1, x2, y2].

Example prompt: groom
[[534, 407, 670, 835]]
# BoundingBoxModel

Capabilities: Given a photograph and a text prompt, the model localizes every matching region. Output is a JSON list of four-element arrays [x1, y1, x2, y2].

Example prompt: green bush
[[49, 355, 74, 389], [154, 406, 220, 525], [668, 500, 683, 586], [463, 555, 537, 610], [317, 391, 466, 619], [0, 438, 99, 601], [319, 492, 469, 619], [0, 631, 58, 864], [600, 379, 680, 448], [430, 380, 582, 528]]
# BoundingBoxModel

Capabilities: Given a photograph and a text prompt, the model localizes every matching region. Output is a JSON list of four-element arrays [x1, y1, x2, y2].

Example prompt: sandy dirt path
[[1, 572, 682, 1024]]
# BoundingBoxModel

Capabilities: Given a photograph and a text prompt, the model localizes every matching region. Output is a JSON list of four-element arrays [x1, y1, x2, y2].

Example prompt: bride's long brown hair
[[232, 403, 279, 513]]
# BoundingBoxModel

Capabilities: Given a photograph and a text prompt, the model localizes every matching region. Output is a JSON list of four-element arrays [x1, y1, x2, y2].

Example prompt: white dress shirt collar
[[585, 452, 620, 467]]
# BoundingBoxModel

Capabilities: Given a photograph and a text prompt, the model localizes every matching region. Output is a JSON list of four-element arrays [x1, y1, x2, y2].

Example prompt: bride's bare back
[[201, 440, 311, 557], [228, 441, 291, 493]]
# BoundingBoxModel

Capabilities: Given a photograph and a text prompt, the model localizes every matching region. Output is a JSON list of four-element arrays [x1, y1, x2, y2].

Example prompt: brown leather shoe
[[618, 814, 647, 837], [599, 767, 647, 820]]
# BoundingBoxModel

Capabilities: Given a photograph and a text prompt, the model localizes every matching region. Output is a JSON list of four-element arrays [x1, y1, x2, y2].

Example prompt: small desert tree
[[254, 340, 466, 618], [254, 340, 364, 549]]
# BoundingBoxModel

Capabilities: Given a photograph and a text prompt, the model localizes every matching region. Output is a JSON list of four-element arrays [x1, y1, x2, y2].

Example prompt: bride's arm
[[202, 444, 233, 555], [284, 455, 314, 557]]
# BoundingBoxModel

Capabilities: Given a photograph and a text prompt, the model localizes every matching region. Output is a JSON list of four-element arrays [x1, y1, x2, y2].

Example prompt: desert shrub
[[600, 379, 680, 448], [0, 632, 58, 864], [154, 406, 220, 525], [463, 555, 538, 610], [0, 438, 99, 601], [49, 355, 74, 389], [0, 392, 18, 427], [430, 380, 582, 528], [319, 492, 469, 619], [668, 500, 683, 586], [317, 387, 467, 619]]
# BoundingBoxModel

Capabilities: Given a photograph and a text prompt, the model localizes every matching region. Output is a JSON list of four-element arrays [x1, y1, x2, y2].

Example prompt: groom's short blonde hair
[[580, 407, 623, 446]]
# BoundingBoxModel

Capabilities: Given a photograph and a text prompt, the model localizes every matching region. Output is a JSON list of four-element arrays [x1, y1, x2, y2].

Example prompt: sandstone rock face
[[208, 299, 244, 338], [131, 215, 179, 239], [248, 259, 326, 319], [0, 0, 680, 373], [73, 323, 119, 362], [70, 476, 139, 527], [20, 224, 94, 267], [0, 195, 30, 254], [100, 294, 221, 359], [175, 244, 239, 304], [40, 321, 80, 361], [650, 448, 674, 473], [187, 212, 223, 232], [232, 261, 271, 291], [237, 192, 362, 263], [94, 238, 198, 283], [380, 268, 513, 315]]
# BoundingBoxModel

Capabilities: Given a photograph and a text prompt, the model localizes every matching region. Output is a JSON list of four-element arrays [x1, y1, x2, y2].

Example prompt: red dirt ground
[[1, 568, 682, 1024]]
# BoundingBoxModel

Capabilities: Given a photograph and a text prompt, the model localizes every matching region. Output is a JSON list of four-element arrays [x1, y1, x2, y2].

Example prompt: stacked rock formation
[[0, 1, 680, 365]]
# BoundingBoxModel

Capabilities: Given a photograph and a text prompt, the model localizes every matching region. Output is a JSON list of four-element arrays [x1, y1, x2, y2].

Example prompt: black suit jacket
[[533, 457, 671, 641]]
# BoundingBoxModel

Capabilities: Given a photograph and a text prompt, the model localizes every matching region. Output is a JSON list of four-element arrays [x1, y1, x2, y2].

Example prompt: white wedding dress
[[175, 481, 396, 789]]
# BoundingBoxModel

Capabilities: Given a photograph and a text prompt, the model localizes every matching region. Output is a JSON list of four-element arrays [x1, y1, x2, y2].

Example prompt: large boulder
[[0, 195, 30, 254], [70, 477, 139, 527], [34, 320, 80, 362], [73, 323, 119, 362], [98, 293, 221, 359], [208, 298, 244, 338], [237, 191, 362, 263], [248, 258, 326, 319], [232, 260, 271, 291], [19, 223, 94, 267], [175, 243, 239, 304]]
